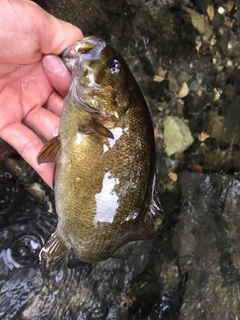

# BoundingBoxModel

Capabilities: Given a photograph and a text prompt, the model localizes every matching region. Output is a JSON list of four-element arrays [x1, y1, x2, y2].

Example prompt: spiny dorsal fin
[[37, 135, 60, 164], [89, 118, 114, 139], [39, 228, 69, 273]]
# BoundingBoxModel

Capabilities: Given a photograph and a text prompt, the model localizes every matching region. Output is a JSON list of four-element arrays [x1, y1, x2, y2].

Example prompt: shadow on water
[[1, 0, 240, 319]]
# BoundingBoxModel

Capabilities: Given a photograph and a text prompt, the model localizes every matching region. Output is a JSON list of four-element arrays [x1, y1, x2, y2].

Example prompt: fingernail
[[43, 55, 65, 75]]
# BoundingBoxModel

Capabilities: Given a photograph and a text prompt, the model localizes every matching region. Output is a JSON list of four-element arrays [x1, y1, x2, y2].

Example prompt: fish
[[37, 36, 162, 272]]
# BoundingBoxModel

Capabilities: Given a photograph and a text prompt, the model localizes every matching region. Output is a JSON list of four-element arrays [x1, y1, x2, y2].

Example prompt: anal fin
[[127, 222, 157, 243], [37, 135, 60, 164], [39, 228, 69, 273]]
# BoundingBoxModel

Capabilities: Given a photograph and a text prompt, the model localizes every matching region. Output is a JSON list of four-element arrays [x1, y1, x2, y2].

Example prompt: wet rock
[[163, 116, 194, 156], [206, 111, 225, 142], [173, 172, 240, 319], [203, 149, 240, 173], [189, 76, 203, 91], [178, 82, 189, 98], [224, 96, 240, 144], [156, 153, 169, 181], [193, 0, 209, 15], [177, 71, 191, 85], [168, 77, 179, 93], [34, 0, 109, 35], [25, 183, 46, 201], [0, 139, 38, 184], [183, 6, 213, 40], [157, 67, 167, 79]]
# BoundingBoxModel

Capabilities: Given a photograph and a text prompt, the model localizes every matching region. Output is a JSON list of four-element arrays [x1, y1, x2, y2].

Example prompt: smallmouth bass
[[37, 36, 162, 272]]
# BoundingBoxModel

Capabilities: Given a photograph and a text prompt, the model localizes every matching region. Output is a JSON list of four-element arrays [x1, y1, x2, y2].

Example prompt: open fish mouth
[[61, 36, 119, 121], [61, 36, 106, 72]]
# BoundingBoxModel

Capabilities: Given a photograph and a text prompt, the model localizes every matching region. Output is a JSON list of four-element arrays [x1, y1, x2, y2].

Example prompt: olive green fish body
[[37, 36, 161, 272]]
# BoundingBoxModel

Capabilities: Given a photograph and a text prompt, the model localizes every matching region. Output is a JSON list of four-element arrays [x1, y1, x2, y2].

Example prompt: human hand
[[0, 0, 83, 188]]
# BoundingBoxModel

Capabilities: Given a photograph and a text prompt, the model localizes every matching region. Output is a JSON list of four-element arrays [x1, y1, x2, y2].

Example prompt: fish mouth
[[61, 36, 106, 71], [62, 36, 119, 121], [63, 36, 105, 55]]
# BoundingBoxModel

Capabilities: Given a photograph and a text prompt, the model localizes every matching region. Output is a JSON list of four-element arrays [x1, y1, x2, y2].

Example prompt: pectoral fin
[[39, 228, 69, 273], [37, 135, 60, 164], [89, 118, 114, 139]]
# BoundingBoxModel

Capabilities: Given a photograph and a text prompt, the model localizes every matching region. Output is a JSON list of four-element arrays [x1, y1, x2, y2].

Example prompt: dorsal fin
[[89, 118, 114, 139], [37, 135, 60, 164]]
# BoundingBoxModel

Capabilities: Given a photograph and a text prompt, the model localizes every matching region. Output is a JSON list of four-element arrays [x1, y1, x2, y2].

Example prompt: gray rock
[[177, 71, 191, 85], [189, 79, 201, 92], [163, 116, 194, 156], [173, 172, 240, 320]]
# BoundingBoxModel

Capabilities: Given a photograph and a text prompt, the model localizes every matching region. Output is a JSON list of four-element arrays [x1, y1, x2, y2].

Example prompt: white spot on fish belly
[[94, 171, 119, 225]]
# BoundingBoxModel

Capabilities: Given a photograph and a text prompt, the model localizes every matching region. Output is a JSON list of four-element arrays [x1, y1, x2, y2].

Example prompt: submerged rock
[[163, 116, 194, 156], [2, 0, 240, 318], [173, 172, 240, 319], [178, 82, 189, 98]]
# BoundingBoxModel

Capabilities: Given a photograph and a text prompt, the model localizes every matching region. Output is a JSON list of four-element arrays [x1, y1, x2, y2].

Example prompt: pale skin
[[0, 0, 83, 187]]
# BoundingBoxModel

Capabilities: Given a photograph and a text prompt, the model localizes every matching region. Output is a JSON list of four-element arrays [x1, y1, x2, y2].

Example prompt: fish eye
[[108, 58, 120, 74]]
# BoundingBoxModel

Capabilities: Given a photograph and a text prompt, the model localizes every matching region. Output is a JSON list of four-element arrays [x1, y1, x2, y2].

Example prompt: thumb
[[37, 5, 84, 55], [43, 55, 72, 97]]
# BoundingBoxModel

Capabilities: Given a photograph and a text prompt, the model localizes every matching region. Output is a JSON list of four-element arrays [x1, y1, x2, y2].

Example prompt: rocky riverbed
[[1, 0, 240, 319]]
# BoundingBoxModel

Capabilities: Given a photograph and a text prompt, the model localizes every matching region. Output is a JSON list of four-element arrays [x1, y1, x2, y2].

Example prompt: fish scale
[[37, 36, 162, 272]]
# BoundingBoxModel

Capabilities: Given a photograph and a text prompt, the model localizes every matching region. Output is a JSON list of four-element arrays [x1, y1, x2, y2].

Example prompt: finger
[[0, 122, 54, 188], [39, 7, 84, 55], [44, 91, 64, 118], [23, 105, 60, 141], [43, 55, 72, 97]]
